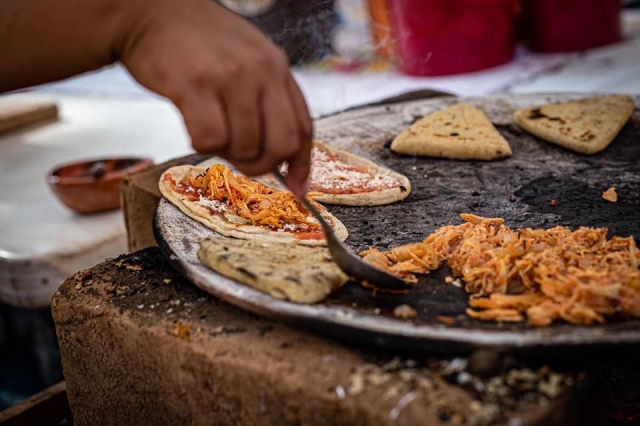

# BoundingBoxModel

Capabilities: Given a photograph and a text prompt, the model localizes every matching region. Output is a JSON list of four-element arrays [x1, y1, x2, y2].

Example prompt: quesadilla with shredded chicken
[[159, 164, 348, 246]]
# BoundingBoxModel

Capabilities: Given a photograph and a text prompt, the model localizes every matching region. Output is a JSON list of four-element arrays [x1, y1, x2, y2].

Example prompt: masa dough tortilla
[[514, 94, 635, 155], [198, 236, 349, 304], [390, 103, 512, 161], [257, 141, 412, 206], [159, 165, 348, 247], [310, 141, 411, 206]]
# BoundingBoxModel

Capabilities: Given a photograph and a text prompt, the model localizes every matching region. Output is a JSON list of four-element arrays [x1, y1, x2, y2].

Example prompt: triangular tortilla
[[514, 94, 635, 155], [390, 103, 512, 160]]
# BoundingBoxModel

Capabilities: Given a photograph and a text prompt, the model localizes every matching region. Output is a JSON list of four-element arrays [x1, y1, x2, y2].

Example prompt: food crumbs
[[445, 276, 454, 284], [602, 187, 618, 203], [124, 263, 144, 271], [549, 199, 558, 206], [163, 278, 172, 284], [394, 304, 417, 319], [171, 322, 191, 342], [436, 315, 456, 325]]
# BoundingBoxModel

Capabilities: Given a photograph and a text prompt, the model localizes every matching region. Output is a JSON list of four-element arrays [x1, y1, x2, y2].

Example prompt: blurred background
[[1, 0, 640, 419]]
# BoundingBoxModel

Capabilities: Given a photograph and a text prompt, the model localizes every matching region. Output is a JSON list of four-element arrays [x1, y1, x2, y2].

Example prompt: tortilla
[[389, 103, 512, 160], [513, 94, 635, 155], [198, 236, 349, 304], [256, 141, 411, 206], [159, 165, 348, 247]]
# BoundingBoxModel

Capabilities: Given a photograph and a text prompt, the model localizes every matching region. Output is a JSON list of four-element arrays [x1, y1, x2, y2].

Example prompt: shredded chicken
[[172, 164, 322, 233], [360, 214, 640, 326]]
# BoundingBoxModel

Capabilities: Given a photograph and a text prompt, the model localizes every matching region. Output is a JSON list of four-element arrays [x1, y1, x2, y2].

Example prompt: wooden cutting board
[[0, 102, 59, 134]]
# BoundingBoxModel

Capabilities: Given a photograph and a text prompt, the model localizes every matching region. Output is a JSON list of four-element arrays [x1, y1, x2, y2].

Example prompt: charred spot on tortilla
[[527, 108, 547, 119], [237, 267, 257, 280]]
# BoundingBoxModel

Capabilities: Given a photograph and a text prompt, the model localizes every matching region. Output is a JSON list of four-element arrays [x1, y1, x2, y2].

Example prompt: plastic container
[[520, 0, 622, 53], [388, 0, 519, 76], [368, 0, 396, 59]]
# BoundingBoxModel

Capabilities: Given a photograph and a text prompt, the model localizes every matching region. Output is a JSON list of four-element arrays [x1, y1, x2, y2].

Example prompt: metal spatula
[[272, 170, 411, 291]]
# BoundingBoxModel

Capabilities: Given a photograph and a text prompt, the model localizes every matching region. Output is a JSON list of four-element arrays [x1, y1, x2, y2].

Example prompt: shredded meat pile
[[181, 164, 321, 232], [360, 214, 640, 326]]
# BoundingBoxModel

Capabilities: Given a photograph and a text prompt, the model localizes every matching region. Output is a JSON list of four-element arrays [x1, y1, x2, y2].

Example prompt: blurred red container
[[521, 0, 621, 53], [368, 0, 397, 60], [388, 0, 520, 76]]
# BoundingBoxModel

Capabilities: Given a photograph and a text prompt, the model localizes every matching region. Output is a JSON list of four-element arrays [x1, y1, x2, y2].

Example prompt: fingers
[[286, 73, 313, 146], [231, 77, 299, 175], [228, 52, 314, 196], [284, 74, 313, 196], [221, 69, 262, 161], [175, 88, 228, 155], [119, 0, 314, 180], [169, 43, 313, 190], [285, 136, 312, 197]]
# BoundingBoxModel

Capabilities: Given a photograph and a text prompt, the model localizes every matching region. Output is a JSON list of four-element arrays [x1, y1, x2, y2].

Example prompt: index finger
[[284, 74, 313, 196]]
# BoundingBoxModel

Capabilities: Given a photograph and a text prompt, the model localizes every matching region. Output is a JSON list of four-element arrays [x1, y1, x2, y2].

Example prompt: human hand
[[119, 0, 313, 196]]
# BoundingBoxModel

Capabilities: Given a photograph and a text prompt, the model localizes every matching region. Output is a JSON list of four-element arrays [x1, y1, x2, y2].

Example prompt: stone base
[[52, 248, 603, 426]]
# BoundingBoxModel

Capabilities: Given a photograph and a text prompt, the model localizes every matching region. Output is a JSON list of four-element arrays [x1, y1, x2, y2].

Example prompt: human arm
[[0, 0, 312, 195]]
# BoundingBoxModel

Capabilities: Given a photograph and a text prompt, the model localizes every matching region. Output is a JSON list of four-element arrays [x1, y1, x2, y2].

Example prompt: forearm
[[0, 0, 143, 93]]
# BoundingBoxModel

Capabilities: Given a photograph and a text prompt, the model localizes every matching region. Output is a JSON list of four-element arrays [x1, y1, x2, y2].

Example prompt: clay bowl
[[47, 157, 154, 214]]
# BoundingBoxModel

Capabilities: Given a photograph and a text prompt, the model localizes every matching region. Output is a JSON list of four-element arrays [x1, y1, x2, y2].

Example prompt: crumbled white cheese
[[198, 195, 227, 213], [282, 224, 298, 232], [177, 183, 198, 193], [310, 147, 400, 192], [281, 223, 309, 232]]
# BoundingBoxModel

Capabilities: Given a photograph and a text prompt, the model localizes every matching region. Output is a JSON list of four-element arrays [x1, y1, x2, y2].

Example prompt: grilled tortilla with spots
[[198, 236, 349, 304], [257, 141, 411, 206]]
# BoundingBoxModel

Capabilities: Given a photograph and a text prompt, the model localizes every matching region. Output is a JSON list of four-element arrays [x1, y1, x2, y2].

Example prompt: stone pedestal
[[51, 248, 601, 426]]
